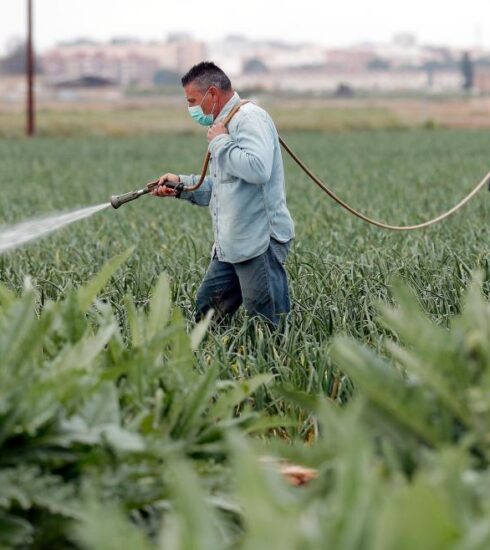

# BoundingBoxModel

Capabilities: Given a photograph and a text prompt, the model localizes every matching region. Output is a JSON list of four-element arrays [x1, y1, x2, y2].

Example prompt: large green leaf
[[73, 498, 153, 550], [147, 272, 171, 341], [332, 336, 444, 447], [78, 247, 134, 311], [158, 459, 225, 550]]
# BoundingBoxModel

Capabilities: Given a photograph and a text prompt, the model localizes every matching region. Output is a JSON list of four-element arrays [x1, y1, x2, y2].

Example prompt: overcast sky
[[1, 0, 489, 55]]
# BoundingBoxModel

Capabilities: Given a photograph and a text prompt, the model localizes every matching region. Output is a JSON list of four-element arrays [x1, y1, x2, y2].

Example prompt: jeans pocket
[[270, 238, 291, 266]]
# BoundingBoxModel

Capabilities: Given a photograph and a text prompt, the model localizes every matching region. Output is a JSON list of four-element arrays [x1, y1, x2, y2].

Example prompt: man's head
[[182, 62, 234, 123]]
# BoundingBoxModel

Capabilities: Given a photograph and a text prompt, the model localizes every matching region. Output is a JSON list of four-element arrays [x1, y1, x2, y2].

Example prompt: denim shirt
[[178, 92, 295, 264]]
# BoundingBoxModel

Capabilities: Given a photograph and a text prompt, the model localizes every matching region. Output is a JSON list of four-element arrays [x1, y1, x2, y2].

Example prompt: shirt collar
[[216, 91, 241, 123]]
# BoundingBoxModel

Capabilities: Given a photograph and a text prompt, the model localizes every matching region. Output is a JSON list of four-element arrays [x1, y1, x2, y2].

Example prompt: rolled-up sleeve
[[208, 113, 274, 184], [178, 174, 213, 206]]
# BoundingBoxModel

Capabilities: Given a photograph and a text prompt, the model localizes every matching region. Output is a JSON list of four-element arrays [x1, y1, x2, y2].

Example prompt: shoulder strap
[[223, 100, 251, 126]]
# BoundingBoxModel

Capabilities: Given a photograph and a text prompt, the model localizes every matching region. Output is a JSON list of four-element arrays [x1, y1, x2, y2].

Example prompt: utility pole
[[26, 0, 35, 136]]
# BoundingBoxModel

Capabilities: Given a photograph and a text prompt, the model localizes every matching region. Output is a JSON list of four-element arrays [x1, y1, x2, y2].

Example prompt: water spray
[[2, 93, 487, 256], [0, 203, 110, 254]]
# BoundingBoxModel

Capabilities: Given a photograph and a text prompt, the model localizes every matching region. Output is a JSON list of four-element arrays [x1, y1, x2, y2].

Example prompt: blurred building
[[4, 33, 488, 98], [235, 68, 463, 93], [208, 35, 327, 76], [41, 37, 207, 87], [213, 34, 475, 94]]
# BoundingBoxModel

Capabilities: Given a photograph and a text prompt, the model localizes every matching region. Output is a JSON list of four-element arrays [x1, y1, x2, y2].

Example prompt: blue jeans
[[196, 238, 292, 326]]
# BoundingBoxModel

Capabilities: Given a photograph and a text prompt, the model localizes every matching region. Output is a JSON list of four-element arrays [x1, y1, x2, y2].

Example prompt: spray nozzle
[[110, 179, 184, 209], [110, 179, 161, 209], [110, 188, 148, 209]]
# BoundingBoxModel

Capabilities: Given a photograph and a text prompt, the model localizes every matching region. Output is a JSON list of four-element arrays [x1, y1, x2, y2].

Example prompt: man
[[152, 61, 294, 326]]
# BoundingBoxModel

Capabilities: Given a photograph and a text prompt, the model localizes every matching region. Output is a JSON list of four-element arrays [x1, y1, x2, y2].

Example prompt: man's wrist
[[174, 181, 185, 198]]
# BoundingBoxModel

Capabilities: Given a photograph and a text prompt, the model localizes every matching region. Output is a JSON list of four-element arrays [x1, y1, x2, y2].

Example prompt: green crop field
[[1, 127, 490, 548]]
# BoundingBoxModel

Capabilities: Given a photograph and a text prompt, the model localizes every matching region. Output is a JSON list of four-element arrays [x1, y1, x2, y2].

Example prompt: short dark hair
[[181, 61, 232, 92]]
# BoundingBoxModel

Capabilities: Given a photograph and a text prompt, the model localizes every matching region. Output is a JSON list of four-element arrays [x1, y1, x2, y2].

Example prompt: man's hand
[[151, 173, 180, 197], [207, 122, 228, 143]]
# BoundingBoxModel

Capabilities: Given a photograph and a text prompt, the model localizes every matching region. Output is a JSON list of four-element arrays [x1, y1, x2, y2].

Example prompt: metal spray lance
[[110, 179, 184, 209]]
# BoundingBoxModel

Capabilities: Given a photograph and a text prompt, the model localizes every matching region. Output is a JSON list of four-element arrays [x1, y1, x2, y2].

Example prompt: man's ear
[[208, 86, 219, 99]]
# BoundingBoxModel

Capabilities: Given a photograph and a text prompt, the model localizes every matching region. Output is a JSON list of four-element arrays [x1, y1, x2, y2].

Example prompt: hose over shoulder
[[146, 97, 489, 230]]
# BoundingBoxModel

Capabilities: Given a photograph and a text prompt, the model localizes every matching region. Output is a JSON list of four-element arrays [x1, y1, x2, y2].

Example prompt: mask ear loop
[[206, 88, 217, 119], [199, 88, 210, 107], [200, 88, 217, 120]]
